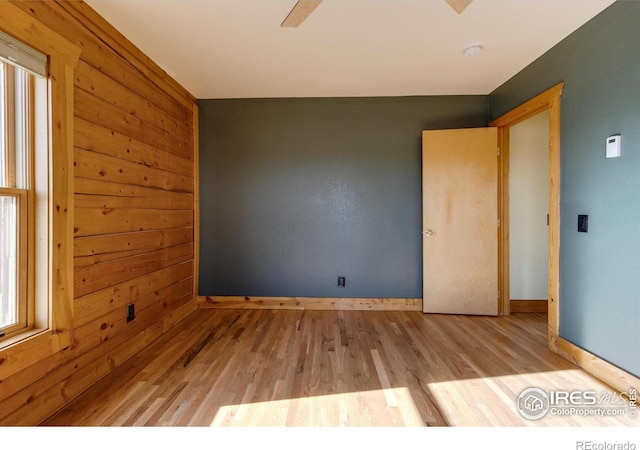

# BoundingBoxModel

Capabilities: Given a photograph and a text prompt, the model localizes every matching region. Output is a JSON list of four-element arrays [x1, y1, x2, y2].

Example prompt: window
[[0, 3, 78, 371], [0, 31, 47, 343]]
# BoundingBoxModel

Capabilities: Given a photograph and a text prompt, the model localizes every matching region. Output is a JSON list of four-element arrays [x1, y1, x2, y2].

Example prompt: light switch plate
[[578, 215, 588, 233]]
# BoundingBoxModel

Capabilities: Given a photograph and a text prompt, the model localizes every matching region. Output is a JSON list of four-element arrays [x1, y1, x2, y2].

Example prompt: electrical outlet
[[126, 304, 135, 322], [338, 276, 346, 288]]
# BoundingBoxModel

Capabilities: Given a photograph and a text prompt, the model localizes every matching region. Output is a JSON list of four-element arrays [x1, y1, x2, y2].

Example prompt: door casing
[[490, 82, 563, 350]]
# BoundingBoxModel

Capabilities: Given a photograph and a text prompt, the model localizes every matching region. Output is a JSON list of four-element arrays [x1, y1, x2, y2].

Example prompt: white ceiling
[[85, 0, 615, 99]]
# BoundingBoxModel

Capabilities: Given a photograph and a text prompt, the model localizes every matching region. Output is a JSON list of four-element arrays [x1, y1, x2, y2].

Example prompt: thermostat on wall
[[606, 134, 621, 158]]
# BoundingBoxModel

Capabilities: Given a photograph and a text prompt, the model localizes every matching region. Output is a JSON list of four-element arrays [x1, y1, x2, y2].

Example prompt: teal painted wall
[[490, 1, 640, 377], [198, 96, 487, 298]]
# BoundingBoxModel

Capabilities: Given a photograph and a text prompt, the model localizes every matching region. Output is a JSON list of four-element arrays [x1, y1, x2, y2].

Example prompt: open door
[[422, 127, 498, 315]]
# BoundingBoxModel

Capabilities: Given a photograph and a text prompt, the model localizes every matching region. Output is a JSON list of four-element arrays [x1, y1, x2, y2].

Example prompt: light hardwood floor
[[43, 310, 638, 426]]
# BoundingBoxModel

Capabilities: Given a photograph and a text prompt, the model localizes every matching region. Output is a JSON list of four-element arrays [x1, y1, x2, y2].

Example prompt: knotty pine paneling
[[75, 61, 193, 140], [75, 118, 194, 177], [74, 147, 193, 192], [74, 261, 195, 324], [75, 178, 194, 207], [74, 208, 194, 237], [74, 228, 193, 261], [74, 192, 194, 211], [74, 243, 194, 297], [0, 1, 197, 425], [74, 89, 191, 159]]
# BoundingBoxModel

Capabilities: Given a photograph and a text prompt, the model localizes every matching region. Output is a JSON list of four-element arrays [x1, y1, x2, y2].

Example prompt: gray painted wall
[[199, 96, 487, 298], [490, 0, 640, 377]]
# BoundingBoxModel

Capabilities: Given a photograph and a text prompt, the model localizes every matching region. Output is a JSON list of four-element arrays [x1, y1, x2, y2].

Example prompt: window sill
[[0, 327, 49, 351], [0, 328, 53, 382]]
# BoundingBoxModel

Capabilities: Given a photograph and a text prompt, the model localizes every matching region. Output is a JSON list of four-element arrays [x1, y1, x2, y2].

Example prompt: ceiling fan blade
[[281, 0, 323, 28], [445, 0, 473, 14]]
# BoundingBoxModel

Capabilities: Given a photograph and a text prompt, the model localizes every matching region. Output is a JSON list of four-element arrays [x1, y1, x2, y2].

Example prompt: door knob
[[422, 229, 433, 236]]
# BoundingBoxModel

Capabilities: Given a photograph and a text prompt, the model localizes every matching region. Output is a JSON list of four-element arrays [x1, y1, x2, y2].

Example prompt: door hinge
[[497, 219, 501, 227], [497, 147, 501, 156], [497, 291, 501, 299]]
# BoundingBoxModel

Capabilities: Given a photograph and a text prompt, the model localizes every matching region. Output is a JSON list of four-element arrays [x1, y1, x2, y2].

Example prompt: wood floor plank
[[43, 310, 638, 427]]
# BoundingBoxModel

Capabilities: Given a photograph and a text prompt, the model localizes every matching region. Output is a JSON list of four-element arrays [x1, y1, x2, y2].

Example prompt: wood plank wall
[[0, 1, 197, 425]]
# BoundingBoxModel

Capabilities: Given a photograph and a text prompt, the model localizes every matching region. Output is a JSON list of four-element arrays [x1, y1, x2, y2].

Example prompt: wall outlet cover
[[126, 304, 135, 322]]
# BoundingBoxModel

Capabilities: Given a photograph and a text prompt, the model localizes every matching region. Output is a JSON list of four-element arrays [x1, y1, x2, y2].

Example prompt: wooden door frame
[[490, 83, 640, 394], [489, 82, 563, 350]]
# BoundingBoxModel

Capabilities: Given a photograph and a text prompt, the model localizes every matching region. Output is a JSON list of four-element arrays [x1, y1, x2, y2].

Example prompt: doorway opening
[[490, 82, 563, 350], [507, 109, 549, 313]]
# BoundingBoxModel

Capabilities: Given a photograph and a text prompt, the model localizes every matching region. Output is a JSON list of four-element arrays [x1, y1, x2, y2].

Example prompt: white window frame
[[0, 59, 39, 342]]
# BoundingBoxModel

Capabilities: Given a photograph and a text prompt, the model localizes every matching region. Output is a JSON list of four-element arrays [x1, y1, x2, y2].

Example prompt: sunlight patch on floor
[[210, 387, 424, 427], [427, 368, 635, 427]]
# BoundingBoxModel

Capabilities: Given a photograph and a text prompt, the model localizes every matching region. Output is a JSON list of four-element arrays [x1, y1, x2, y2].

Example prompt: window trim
[[0, 3, 80, 375]]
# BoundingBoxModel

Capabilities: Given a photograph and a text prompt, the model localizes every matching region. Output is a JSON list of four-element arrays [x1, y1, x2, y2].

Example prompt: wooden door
[[422, 128, 498, 315]]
